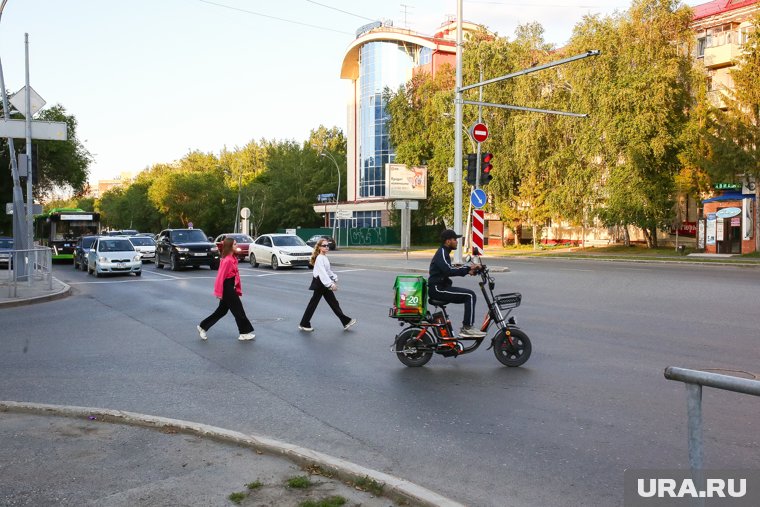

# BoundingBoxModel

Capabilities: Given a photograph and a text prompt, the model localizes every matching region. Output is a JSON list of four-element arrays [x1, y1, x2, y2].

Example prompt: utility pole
[[24, 33, 33, 250], [453, 0, 464, 263]]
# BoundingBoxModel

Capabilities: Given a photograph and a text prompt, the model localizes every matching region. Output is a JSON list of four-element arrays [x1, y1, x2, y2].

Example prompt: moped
[[390, 258, 531, 367]]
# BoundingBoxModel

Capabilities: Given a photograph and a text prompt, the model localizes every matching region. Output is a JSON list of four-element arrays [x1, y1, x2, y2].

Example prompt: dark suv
[[155, 228, 220, 271], [73, 235, 98, 271]]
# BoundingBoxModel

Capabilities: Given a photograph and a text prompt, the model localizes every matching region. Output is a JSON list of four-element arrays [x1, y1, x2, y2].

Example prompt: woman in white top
[[298, 239, 356, 332]]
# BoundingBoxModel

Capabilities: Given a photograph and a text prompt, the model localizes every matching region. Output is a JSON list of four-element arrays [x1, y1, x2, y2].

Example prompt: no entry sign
[[471, 122, 489, 143]]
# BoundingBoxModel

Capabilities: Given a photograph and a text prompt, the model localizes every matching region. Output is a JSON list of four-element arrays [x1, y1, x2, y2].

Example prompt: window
[[697, 36, 706, 57]]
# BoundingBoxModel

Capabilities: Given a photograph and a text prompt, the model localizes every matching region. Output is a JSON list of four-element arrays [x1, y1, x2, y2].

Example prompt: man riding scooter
[[428, 230, 485, 338]]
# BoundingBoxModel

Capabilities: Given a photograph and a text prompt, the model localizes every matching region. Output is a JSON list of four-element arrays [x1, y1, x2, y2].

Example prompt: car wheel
[[135, 271, 142, 277], [250, 253, 258, 268], [271, 255, 279, 271], [170, 255, 178, 271], [94, 264, 101, 278]]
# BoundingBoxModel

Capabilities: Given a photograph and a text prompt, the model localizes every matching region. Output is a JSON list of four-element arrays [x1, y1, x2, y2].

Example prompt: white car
[[128, 235, 157, 263], [249, 234, 312, 270], [87, 237, 142, 277]]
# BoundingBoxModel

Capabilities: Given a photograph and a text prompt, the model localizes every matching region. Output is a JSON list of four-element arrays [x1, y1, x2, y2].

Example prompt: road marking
[[561, 268, 593, 272]]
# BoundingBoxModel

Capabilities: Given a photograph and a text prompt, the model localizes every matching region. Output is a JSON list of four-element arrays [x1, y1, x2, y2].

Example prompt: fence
[[1, 248, 53, 298], [664, 366, 760, 473]]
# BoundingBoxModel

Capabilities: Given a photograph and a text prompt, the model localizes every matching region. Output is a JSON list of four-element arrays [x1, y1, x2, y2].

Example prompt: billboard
[[386, 164, 427, 199]]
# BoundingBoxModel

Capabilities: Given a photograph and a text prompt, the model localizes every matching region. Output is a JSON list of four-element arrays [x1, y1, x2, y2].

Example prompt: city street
[[1, 256, 759, 506]]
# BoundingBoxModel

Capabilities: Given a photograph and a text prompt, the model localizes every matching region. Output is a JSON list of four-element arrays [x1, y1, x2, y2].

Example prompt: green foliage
[[227, 491, 246, 504], [246, 480, 263, 490], [286, 475, 311, 488], [299, 496, 347, 507], [353, 476, 384, 496]]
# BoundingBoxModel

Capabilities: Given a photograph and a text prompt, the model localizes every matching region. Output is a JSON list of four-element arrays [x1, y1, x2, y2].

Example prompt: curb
[[0, 401, 465, 507], [0, 279, 70, 308]]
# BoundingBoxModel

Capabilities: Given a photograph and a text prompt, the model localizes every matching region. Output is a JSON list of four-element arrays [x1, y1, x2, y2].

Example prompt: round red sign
[[471, 123, 489, 143]]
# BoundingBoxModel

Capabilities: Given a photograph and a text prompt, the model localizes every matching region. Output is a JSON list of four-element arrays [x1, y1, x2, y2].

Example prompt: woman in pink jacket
[[197, 238, 255, 341]]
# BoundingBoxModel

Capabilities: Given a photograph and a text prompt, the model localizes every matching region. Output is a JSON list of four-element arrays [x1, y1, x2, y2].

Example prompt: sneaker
[[459, 325, 486, 338], [238, 333, 255, 341], [298, 325, 314, 332], [343, 318, 357, 331], [197, 325, 208, 341]]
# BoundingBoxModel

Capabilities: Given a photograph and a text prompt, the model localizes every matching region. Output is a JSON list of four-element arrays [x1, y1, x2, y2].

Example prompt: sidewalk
[[0, 402, 463, 507]]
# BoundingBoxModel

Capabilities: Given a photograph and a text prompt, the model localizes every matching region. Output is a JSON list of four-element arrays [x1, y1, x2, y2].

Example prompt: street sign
[[336, 210, 353, 219], [6, 202, 43, 215], [472, 209, 484, 255], [10, 86, 46, 117], [470, 122, 489, 143], [470, 188, 487, 209], [394, 200, 419, 210], [0, 119, 67, 141], [240, 207, 251, 219]]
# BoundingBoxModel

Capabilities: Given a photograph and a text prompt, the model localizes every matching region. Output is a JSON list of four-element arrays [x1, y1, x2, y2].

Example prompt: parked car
[[0, 236, 13, 269], [128, 235, 157, 263], [214, 233, 254, 261], [306, 234, 336, 250], [249, 233, 312, 270], [73, 235, 98, 271], [86, 236, 142, 277], [106, 229, 139, 236], [155, 228, 219, 271]]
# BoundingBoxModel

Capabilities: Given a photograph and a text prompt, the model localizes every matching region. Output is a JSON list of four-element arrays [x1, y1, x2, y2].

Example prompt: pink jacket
[[213, 255, 242, 298]]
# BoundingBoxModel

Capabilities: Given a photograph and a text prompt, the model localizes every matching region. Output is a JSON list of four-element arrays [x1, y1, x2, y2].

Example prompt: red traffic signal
[[480, 152, 493, 185]]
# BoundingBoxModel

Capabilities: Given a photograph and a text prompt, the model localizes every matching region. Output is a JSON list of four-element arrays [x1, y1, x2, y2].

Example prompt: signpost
[[470, 122, 488, 143], [470, 188, 486, 209], [472, 209, 484, 255]]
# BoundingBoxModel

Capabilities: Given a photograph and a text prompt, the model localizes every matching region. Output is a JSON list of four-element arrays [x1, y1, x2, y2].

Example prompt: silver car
[[249, 234, 312, 270], [87, 237, 142, 277]]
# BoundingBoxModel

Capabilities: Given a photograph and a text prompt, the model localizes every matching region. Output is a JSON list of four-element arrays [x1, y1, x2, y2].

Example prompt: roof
[[692, 0, 760, 21], [703, 191, 755, 202]]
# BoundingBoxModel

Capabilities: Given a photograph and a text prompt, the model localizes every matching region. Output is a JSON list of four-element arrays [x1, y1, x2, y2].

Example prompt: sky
[[0, 0, 705, 186]]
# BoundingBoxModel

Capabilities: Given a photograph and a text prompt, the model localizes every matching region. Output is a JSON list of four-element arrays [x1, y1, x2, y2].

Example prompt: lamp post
[[319, 151, 341, 246]]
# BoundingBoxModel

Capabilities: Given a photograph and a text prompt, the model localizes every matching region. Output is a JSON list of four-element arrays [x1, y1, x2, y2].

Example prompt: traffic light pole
[[453, 0, 464, 263]]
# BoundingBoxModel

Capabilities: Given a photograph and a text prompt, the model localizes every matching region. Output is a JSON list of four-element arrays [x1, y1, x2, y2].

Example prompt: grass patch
[[305, 464, 334, 478], [246, 480, 263, 490], [353, 476, 384, 496], [287, 475, 312, 488], [299, 496, 347, 507], [228, 491, 246, 504]]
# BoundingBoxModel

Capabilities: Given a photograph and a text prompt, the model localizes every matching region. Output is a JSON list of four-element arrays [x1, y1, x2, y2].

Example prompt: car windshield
[[81, 237, 96, 248], [171, 230, 207, 243], [0, 239, 12, 248], [228, 234, 253, 243], [99, 239, 135, 252], [129, 237, 155, 246], [272, 235, 307, 247]]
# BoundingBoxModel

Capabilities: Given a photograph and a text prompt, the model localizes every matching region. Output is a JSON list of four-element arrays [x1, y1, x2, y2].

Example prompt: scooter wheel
[[394, 327, 434, 367], [493, 327, 531, 367]]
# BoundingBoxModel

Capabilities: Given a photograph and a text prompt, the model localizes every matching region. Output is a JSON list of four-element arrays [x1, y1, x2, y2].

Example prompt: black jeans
[[300, 284, 351, 327], [200, 277, 254, 334], [428, 283, 477, 327]]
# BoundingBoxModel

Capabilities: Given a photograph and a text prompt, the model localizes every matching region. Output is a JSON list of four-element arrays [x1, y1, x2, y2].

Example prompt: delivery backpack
[[389, 275, 427, 320]]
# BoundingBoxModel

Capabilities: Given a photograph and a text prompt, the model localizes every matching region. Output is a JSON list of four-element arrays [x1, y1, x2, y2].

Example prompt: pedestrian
[[197, 238, 255, 341], [298, 239, 356, 332]]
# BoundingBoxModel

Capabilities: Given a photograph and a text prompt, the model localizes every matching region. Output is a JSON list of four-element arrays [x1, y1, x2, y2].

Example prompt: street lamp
[[317, 150, 341, 246]]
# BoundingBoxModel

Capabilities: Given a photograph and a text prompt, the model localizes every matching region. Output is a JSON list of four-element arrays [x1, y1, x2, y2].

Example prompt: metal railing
[[1, 247, 53, 297], [664, 366, 760, 472]]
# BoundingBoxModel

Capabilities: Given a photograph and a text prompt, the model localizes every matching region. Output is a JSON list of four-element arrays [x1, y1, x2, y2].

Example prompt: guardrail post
[[685, 383, 703, 471]]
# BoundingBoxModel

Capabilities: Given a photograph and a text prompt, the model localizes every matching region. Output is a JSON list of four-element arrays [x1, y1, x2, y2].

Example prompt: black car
[[0, 236, 12, 269], [306, 234, 336, 250], [155, 228, 220, 271], [73, 235, 98, 271]]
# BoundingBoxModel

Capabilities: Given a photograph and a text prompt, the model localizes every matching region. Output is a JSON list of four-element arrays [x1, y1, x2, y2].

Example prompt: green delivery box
[[390, 275, 427, 318]]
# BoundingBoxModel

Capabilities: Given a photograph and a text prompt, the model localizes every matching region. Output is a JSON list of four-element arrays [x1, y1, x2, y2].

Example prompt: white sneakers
[[459, 326, 486, 338], [238, 333, 255, 341], [298, 326, 314, 332], [197, 326, 208, 341], [343, 318, 357, 331]]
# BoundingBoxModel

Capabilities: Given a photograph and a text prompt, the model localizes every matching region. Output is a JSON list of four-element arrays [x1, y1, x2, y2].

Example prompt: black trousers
[[300, 284, 351, 327], [200, 278, 254, 334], [428, 283, 477, 327]]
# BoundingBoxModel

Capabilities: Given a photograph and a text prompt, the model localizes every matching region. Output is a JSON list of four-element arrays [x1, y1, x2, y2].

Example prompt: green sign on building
[[714, 182, 741, 190]]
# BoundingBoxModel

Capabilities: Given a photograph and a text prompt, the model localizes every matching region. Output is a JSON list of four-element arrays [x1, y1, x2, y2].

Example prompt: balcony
[[703, 42, 741, 68]]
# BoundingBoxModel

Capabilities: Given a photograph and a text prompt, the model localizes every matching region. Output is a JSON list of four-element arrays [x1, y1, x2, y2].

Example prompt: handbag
[[309, 276, 323, 291]]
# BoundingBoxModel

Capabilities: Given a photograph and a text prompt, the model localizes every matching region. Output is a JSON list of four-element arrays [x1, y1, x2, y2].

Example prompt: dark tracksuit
[[428, 245, 477, 327]]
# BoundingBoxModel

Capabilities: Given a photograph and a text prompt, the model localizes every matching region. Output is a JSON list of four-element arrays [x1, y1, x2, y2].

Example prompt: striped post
[[472, 209, 484, 255]]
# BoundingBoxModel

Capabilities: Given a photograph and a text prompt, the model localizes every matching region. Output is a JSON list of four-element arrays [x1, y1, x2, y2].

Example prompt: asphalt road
[[1, 257, 759, 506]]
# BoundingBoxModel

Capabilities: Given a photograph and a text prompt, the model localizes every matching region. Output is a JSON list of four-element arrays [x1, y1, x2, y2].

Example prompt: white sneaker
[[238, 333, 255, 341], [298, 326, 314, 332], [459, 326, 486, 338], [197, 325, 208, 340], [343, 318, 357, 331]]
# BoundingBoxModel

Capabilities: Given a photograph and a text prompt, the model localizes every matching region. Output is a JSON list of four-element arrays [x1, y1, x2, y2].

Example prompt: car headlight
[[133, 255, 141, 262], [235, 247, 242, 252], [210, 246, 218, 252], [99, 256, 108, 263], [175, 247, 189, 253]]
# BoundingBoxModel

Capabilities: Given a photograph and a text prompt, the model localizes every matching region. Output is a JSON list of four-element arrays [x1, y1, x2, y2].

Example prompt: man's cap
[[440, 229, 463, 242]]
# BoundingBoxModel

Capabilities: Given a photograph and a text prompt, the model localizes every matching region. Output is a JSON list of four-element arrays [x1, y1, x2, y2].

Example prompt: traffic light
[[480, 152, 493, 186], [465, 153, 477, 186]]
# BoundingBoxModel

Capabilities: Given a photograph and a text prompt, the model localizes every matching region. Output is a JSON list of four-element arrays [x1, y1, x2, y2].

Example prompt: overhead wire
[[304, 0, 377, 22]]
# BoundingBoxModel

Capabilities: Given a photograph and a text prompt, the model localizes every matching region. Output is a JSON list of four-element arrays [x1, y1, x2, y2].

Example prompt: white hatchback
[[87, 237, 142, 277], [128, 235, 157, 263]]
